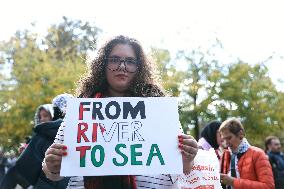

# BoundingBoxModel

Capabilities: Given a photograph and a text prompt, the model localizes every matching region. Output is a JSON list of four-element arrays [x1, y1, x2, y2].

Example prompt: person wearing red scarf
[[43, 35, 198, 189]]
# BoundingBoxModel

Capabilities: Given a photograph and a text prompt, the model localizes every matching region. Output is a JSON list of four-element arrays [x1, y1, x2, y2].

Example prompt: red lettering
[[79, 102, 90, 120], [77, 122, 90, 143], [92, 123, 98, 142], [76, 146, 91, 159]]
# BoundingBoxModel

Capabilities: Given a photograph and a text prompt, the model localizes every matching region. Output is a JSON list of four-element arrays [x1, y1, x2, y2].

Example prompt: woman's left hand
[[178, 134, 198, 174]]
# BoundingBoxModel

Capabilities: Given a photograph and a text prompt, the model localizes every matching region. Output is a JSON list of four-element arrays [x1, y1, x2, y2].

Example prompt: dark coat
[[0, 156, 7, 184], [0, 119, 69, 189], [268, 152, 284, 189]]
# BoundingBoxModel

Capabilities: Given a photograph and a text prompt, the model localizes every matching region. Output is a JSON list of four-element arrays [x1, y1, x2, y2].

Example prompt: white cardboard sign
[[177, 149, 222, 189], [61, 97, 183, 176]]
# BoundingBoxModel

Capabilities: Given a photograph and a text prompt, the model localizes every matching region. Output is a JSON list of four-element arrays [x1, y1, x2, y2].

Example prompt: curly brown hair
[[76, 35, 165, 98]]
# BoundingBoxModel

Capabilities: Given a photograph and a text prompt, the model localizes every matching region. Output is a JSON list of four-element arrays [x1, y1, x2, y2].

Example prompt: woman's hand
[[178, 134, 198, 174], [44, 143, 67, 174], [220, 173, 234, 186]]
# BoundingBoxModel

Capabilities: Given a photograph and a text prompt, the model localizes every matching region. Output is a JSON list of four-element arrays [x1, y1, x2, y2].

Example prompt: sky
[[1, 0, 283, 90]]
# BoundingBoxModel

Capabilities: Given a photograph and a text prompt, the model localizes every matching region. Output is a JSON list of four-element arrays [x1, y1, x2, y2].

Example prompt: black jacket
[[0, 119, 69, 189], [0, 156, 7, 184], [268, 151, 284, 189]]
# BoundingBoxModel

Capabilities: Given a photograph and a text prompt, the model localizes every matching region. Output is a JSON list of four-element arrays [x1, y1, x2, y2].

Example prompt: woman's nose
[[118, 61, 127, 72]]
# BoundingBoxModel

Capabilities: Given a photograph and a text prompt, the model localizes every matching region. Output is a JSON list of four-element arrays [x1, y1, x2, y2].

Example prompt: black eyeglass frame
[[105, 56, 140, 73]]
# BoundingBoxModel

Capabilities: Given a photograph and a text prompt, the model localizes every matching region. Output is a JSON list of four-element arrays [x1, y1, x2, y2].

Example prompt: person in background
[[265, 136, 284, 189], [34, 104, 54, 126], [17, 104, 54, 156], [0, 95, 72, 189], [0, 104, 54, 189], [5, 152, 17, 172], [18, 137, 32, 154], [30, 94, 72, 189], [198, 121, 221, 150], [0, 148, 8, 185], [219, 118, 274, 189], [198, 120, 226, 159]]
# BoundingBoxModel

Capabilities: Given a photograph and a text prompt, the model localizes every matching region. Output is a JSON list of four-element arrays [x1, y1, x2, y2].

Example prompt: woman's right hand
[[45, 143, 67, 174]]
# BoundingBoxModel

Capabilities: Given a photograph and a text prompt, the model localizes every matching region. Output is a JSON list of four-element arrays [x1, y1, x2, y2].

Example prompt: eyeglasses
[[105, 56, 139, 73]]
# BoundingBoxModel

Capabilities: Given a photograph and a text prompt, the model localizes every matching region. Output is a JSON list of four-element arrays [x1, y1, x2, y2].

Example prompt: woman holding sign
[[43, 35, 198, 189]]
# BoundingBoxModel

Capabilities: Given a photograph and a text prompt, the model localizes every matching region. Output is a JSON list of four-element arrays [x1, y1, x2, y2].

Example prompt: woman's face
[[105, 44, 137, 96], [220, 129, 243, 152], [39, 109, 52, 123]]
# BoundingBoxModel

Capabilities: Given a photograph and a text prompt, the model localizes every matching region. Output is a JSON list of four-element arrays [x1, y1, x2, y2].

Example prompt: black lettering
[[105, 101, 121, 119], [92, 102, 104, 120], [123, 101, 146, 119]]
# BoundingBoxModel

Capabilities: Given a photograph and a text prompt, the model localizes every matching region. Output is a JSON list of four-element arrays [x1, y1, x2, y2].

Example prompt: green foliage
[[150, 48, 184, 96], [176, 48, 223, 138], [0, 17, 100, 149], [217, 62, 284, 147], [151, 45, 284, 148]]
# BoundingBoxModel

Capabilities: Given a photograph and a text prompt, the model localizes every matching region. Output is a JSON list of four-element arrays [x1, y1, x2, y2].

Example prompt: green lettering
[[113, 144, 128, 166], [146, 144, 165, 166], [131, 144, 143, 165], [91, 145, 105, 167], [80, 158, 85, 167]]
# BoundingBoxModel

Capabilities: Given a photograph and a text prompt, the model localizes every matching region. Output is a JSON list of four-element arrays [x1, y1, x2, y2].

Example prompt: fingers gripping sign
[[45, 143, 68, 174], [178, 134, 198, 174]]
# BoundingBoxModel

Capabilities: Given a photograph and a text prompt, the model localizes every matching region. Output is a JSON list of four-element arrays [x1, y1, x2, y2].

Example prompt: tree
[[176, 46, 223, 138], [149, 44, 284, 146], [45, 16, 99, 61], [0, 17, 100, 149], [150, 47, 184, 97], [150, 45, 224, 138], [217, 62, 284, 147]]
